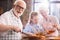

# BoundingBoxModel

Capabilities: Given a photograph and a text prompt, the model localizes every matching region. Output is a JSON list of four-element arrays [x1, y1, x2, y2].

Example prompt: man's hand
[[11, 26, 21, 33]]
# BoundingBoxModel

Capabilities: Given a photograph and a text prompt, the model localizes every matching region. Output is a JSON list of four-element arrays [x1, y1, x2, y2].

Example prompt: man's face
[[14, 1, 26, 17], [31, 16, 39, 24]]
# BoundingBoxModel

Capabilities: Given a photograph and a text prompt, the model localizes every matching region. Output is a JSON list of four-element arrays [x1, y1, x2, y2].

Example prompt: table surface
[[22, 36, 60, 39], [46, 36, 60, 39]]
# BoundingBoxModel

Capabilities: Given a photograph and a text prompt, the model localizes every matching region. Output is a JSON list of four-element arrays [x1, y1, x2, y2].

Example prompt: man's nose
[[19, 8, 23, 13]]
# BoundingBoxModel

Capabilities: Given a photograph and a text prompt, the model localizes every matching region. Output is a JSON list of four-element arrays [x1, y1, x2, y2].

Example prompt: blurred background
[[0, 0, 60, 31]]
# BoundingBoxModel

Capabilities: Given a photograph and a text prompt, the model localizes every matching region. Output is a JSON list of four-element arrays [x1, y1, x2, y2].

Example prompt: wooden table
[[22, 35, 46, 40], [22, 33, 60, 40], [46, 36, 60, 40], [22, 36, 60, 40]]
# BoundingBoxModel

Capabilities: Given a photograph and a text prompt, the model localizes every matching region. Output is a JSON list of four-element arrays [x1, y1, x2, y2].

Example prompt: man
[[0, 0, 26, 40], [39, 7, 59, 37]]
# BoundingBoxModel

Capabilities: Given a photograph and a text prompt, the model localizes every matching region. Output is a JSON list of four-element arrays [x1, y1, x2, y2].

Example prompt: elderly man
[[0, 0, 26, 40]]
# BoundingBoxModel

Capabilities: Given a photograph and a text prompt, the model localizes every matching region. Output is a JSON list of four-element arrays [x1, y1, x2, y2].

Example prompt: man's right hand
[[11, 26, 21, 33]]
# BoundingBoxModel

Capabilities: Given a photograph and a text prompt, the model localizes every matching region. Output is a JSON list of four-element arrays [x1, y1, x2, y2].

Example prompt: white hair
[[39, 6, 49, 15], [14, 0, 26, 6]]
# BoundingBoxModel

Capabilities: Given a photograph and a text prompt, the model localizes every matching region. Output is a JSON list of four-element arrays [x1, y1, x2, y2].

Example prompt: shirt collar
[[10, 9, 20, 19]]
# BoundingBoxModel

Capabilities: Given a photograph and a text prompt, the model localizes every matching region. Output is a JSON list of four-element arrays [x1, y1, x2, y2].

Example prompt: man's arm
[[0, 14, 21, 33], [0, 24, 12, 32], [0, 23, 21, 33]]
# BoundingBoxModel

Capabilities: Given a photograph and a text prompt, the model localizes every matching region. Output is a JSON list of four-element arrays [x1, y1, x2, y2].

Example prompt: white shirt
[[0, 9, 23, 40]]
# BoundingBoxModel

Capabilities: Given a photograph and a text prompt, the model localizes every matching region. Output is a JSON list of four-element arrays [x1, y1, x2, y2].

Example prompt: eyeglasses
[[16, 5, 25, 10]]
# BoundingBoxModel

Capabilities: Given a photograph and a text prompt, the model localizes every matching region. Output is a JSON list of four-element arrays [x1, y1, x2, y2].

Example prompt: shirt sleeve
[[0, 14, 7, 25], [23, 24, 33, 33]]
